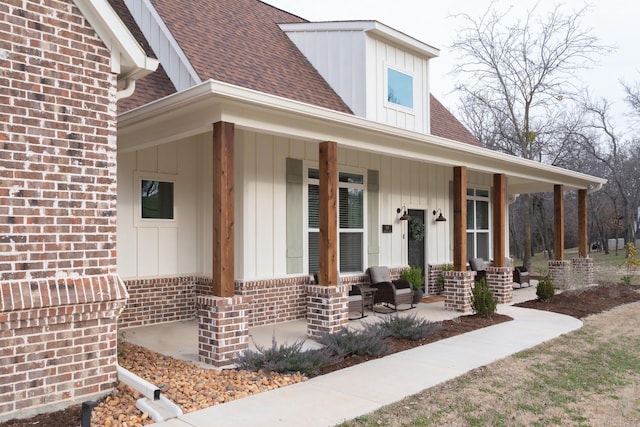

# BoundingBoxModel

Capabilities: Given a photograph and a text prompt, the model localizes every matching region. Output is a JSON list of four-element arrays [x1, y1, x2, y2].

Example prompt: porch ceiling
[[117, 79, 606, 194]]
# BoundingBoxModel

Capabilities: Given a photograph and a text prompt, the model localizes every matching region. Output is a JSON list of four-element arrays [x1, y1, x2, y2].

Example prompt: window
[[466, 188, 490, 260], [141, 179, 174, 219], [387, 68, 413, 109], [307, 169, 365, 274]]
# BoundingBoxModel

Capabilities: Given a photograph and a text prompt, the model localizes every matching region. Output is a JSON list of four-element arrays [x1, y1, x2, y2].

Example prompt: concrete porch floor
[[122, 285, 537, 367]]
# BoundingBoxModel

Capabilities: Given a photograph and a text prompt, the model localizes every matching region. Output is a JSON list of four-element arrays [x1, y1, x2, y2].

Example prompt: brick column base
[[306, 285, 349, 339], [196, 295, 250, 367], [572, 257, 594, 288], [486, 266, 513, 303], [548, 260, 572, 291], [444, 270, 475, 313]]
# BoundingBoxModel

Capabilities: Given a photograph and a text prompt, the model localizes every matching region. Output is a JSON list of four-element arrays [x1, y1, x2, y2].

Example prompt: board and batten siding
[[366, 35, 430, 134], [283, 29, 367, 117], [117, 130, 493, 281], [117, 140, 199, 279]]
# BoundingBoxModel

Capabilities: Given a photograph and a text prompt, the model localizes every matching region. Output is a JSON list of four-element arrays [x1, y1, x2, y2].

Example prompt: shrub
[[316, 327, 388, 358], [366, 314, 442, 340], [536, 275, 555, 301], [471, 278, 497, 316], [401, 266, 424, 290], [235, 337, 337, 375]]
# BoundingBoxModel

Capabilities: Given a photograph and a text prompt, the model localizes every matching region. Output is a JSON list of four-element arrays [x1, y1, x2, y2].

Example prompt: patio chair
[[469, 257, 487, 282], [513, 266, 531, 288], [366, 266, 414, 312]]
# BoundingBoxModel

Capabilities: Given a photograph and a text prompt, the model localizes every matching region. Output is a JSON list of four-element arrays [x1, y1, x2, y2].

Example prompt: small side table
[[358, 286, 377, 310]]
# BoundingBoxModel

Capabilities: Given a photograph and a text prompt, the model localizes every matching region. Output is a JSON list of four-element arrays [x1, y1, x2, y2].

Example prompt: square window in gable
[[387, 68, 413, 109]]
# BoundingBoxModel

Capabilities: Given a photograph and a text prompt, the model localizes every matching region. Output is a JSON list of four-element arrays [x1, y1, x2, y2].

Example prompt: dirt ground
[[3, 282, 639, 427]]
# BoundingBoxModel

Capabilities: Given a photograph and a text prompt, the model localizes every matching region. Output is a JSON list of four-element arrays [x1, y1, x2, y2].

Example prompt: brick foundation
[[235, 276, 308, 327], [572, 257, 594, 288], [486, 266, 513, 303], [305, 285, 349, 339], [118, 276, 197, 329], [443, 270, 474, 313], [0, 275, 128, 421], [196, 295, 250, 366]]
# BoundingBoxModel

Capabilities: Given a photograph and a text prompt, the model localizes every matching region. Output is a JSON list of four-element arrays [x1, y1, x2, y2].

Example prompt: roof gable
[[430, 95, 481, 147]]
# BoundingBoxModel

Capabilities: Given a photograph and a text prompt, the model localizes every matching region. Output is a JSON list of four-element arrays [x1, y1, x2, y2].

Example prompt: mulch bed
[[4, 282, 639, 427]]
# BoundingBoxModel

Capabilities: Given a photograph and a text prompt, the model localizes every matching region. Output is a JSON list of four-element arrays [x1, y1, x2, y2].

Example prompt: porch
[[121, 286, 538, 367]]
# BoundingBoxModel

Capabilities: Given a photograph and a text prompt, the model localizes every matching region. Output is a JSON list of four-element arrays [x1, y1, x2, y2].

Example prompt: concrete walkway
[[154, 302, 582, 427]]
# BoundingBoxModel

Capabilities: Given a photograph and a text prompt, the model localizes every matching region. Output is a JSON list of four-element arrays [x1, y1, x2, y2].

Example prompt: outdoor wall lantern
[[432, 208, 447, 222], [396, 205, 411, 221]]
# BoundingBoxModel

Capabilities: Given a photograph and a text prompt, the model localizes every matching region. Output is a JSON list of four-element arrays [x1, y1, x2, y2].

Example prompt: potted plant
[[401, 266, 425, 303]]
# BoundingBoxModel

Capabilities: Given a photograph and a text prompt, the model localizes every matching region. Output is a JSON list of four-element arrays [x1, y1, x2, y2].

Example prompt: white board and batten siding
[[117, 139, 199, 279], [117, 130, 495, 281], [282, 21, 433, 135]]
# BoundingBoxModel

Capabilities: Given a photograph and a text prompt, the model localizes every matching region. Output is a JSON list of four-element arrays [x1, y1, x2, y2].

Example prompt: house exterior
[[1, 0, 605, 419]]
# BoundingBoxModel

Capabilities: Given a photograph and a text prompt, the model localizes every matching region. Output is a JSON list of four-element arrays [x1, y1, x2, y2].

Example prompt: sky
[[262, 0, 639, 134]]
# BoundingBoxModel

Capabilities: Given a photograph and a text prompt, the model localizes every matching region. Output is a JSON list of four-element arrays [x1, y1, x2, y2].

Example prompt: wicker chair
[[513, 266, 531, 288], [366, 266, 414, 312], [469, 257, 487, 282]]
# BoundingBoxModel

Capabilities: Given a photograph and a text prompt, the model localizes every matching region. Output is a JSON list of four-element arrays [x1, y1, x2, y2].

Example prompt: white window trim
[[134, 171, 178, 228], [303, 162, 368, 275], [467, 187, 491, 259], [384, 64, 416, 113]]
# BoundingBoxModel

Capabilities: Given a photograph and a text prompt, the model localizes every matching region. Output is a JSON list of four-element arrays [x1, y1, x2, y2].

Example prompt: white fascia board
[[73, 0, 158, 79], [279, 21, 439, 58], [118, 80, 606, 191]]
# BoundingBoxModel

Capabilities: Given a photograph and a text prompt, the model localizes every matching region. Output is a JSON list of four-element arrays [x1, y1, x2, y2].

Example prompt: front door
[[407, 209, 426, 292]]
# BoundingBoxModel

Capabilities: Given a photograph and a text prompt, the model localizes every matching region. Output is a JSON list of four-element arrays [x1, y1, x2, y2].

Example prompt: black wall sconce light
[[432, 208, 447, 222], [396, 205, 411, 221]]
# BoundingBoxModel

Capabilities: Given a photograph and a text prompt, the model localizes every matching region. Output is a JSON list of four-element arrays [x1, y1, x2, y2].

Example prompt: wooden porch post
[[319, 141, 338, 286], [554, 184, 565, 261], [578, 189, 588, 258], [492, 174, 506, 267], [453, 166, 467, 271], [212, 121, 235, 297]]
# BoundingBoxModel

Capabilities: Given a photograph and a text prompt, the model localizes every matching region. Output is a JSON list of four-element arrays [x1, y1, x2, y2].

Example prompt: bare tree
[[451, 2, 611, 268], [573, 92, 640, 246]]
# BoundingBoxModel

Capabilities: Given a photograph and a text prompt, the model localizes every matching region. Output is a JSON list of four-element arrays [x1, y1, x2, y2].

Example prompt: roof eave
[[117, 80, 606, 192], [73, 0, 159, 84]]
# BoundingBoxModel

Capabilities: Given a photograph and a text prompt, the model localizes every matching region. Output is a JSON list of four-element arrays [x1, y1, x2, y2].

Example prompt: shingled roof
[[111, 0, 480, 146]]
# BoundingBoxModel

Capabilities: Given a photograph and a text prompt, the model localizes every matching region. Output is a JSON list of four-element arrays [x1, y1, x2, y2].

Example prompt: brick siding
[[0, 0, 122, 420]]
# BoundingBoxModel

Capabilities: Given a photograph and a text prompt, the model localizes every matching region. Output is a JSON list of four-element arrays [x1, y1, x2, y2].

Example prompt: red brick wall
[[118, 276, 197, 329], [0, 0, 123, 420]]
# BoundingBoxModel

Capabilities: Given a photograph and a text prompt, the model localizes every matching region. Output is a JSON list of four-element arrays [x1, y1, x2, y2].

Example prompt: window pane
[[466, 199, 474, 229], [467, 188, 474, 196], [308, 184, 319, 229], [308, 168, 319, 180], [340, 232, 362, 273], [477, 233, 490, 260], [141, 180, 174, 219], [466, 232, 475, 261], [477, 200, 489, 230], [308, 232, 320, 274], [338, 172, 363, 184], [477, 189, 489, 197], [387, 68, 413, 109], [339, 187, 363, 229]]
